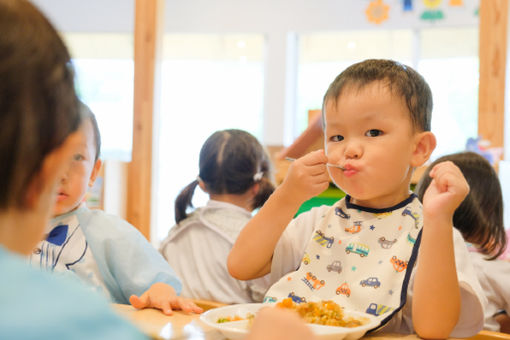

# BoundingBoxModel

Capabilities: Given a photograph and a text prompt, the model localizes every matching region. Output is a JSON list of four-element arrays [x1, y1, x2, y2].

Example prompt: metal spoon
[[285, 157, 345, 170]]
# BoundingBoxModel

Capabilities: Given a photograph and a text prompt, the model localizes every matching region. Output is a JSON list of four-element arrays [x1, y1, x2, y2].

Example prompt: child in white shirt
[[416, 151, 509, 332], [160, 129, 275, 303]]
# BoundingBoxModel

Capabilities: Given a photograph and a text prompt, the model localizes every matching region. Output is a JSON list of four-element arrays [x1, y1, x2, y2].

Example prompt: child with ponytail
[[160, 129, 275, 304]]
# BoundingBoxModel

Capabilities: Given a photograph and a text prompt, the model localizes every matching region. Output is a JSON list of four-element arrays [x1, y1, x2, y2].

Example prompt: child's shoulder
[[78, 207, 140, 236], [294, 199, 345, 223]]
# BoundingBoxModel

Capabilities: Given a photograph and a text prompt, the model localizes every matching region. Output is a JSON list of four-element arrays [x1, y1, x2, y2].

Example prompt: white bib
[[265, 194, 422, 329]]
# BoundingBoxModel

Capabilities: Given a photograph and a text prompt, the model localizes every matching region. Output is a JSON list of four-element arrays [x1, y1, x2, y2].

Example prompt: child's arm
[[129, 283, 203, 315], [412, 161, 469, 338], [228, 150, 330, 280]]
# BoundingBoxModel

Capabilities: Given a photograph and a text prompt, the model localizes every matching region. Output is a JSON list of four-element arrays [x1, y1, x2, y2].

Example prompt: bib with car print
[[264, 194, 422, 329]]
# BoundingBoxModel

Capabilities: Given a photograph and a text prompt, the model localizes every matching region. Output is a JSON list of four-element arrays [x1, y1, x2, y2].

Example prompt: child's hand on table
[[421, 160, 470, 222], [129, 282, 203, 315]]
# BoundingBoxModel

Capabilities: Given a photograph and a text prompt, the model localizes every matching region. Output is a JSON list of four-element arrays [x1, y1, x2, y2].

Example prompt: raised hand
[[422, 161, 470, 222], [280, 150, 330, 205]]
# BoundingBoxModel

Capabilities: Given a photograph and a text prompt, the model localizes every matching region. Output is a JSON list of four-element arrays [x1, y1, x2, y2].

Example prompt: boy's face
[[53, 119, 101, 216], [325, 81, 425, 209]]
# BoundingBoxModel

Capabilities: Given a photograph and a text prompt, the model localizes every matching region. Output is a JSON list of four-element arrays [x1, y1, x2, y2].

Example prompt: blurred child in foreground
[[0, 0, 147, 337]]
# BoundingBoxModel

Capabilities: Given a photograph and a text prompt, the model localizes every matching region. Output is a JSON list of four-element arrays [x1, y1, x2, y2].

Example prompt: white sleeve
[[471, 252, 510, 330], [269, 206, 330, 286], [382, 228, 486, 337]]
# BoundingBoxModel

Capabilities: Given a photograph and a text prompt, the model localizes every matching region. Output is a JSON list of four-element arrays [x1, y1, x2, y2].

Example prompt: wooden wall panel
[[127, 0, 163, 240], [478, 0, 508, 153]]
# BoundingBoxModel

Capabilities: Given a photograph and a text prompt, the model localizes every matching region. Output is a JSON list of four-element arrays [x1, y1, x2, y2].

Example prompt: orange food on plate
[[276, 298, 367, 327]]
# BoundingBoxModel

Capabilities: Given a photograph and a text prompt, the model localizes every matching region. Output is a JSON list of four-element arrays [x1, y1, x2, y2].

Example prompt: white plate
[[199, 303, 380, 340]]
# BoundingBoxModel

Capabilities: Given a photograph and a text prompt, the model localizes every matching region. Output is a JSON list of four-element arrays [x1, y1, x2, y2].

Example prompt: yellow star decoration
[[423, 0, 442, 9], [449, 0, 463, 6], [366, 0, 390, 25]]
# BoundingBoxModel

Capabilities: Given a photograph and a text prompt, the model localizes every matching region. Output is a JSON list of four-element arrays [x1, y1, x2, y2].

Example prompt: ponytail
[[252, 177, 275, 210], [174, 180, 199, 224]]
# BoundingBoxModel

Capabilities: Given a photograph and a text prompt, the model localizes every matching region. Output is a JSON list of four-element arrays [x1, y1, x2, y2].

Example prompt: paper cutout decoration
[[421, 0, 444, 21], [423, 0, 442, 8], [449, 0, 463, 6], [366, 0, 390, 24], [403, 0, 413, 11]]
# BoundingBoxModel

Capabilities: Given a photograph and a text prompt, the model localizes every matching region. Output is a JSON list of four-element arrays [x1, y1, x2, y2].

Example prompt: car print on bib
[[335, 207, 350, 219], [302, 272, 325, 291], [313, 230, 334, 248], [378, 236, 397, 249], [336, 282, 351, 297], [402, 206, 420, 229], [366, 303, 394, 316], [345, 242, 369, 257], [288, 292, 306, 303], [360, 277, 381, 288], [390, 256, 408, 272], [345, 221, 362, 234], [326, 260, 342, 273]]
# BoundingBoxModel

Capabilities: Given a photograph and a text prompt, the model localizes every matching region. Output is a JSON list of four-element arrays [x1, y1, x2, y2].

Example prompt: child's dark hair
[[0, 0, 81, 209], [175, 129, 275, 224], [415, 152, 507, 259], [323, 59, 433, 132], [80, 102, 101, 161]]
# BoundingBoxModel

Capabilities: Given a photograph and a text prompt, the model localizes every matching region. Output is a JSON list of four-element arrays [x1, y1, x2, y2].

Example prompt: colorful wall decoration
[[364, 0, 478, 25], [366, 0, 391, 24]]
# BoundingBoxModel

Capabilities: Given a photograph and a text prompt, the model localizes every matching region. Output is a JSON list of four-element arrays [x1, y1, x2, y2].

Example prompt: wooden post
[[127, 0, 164, 240], [478, 0, 508, 154]]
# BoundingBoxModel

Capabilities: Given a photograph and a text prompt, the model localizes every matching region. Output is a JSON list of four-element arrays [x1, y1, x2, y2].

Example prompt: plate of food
[[199, 299, 380, 340]]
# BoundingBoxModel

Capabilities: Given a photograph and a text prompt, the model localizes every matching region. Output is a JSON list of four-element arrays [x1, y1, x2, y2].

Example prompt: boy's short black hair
[[80, 102, 101, 161], [323, 59, 433, 132]]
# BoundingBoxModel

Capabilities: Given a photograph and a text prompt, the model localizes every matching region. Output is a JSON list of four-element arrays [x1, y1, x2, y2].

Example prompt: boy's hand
[[280, 150, 330, 204], [129, 282, 203, 315], [422, 161, 469, 221]]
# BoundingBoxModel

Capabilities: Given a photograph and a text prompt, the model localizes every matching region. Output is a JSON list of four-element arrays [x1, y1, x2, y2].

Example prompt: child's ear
[[198, 180, 208, 193], [251, 183, 260, 196], [411, 131, 436, 167], [88, 159, 102, 187]]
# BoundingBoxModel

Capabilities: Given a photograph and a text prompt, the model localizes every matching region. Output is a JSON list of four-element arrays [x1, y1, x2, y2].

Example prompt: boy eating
[[228, 59, 485, 338]]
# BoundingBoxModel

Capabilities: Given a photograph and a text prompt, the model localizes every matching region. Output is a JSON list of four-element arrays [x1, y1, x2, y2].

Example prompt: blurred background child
[[30, 102, 201, 315], [415, 151, 509, 333], [160, 129, 275, 304], [0, 0, 148, 337]]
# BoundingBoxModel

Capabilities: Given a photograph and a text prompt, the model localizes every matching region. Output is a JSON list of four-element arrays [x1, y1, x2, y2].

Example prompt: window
[[296, 28, 479, 162], [417, 28, 479, 160], [64, 33, 134, 161], [154, 34, 265, 242], [297, 30, 413, 133]]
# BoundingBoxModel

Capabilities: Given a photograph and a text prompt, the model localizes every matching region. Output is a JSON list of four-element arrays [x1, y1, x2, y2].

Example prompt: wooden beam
[[127, 0, 164, 240], [478, 0, 508, 153]]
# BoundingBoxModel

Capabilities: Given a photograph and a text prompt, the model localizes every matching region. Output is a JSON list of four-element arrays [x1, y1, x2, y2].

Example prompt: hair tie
[[253, 171, 263, 182]]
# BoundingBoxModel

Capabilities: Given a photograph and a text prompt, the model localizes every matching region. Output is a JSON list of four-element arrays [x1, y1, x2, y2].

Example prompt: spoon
[[285, 157, 345, 170]]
